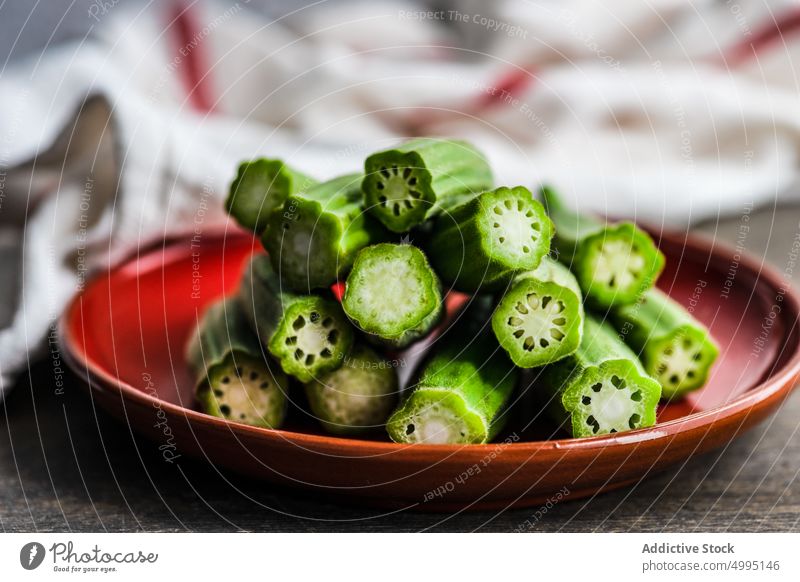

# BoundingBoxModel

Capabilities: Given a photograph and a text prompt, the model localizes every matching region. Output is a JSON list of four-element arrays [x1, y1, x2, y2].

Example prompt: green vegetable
[[534, 315, 662, 437], [362, 138, 493, 232], [186, 297, 289, 428], [427, 186, 554, 292], [492, 257, 584, 368], [541, 186, 665, 308], [387, 301, 518, 444], [225, 158, 316, 234], [262, 173, 386, 291], [610, 288, 719, 400], [342, 243, 443, 348], [304, 344, 399, 435], [239, 255, 354, 382]]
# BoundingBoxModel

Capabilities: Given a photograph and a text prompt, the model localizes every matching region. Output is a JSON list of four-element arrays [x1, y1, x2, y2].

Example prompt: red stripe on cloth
[[470, 65, 537, 112], [723, 8, 800, 66], [168, 1, 217, 113], [398, 64, 537, 135]]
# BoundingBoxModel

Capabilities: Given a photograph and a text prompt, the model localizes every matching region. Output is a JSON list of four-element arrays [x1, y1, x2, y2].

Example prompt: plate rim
[[59, 229, 800, 461]]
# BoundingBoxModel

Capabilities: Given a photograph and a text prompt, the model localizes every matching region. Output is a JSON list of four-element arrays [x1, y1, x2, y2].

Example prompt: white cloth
[[1, 0, 799, 394]]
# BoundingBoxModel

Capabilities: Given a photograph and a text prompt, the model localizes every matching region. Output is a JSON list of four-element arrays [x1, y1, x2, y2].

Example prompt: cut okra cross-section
[[342, 243, 444, 348], [492, 257, 584, 368], [225, 158, 316, 235], [362, 138, 493, 232], [186, 297, 289, 428], [304, 344, 399, 436], [239, 255, 354, 382], [610, 288, 719, 400], [428, 186, 554, 292], [541, 186, 665, 309], [535, 315, 661, 437], [387, 299, 518, 444], [262, 173, 386, 291]]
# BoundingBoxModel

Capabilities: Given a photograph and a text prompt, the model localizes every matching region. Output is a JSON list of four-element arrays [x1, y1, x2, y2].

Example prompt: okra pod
[[534, 315, 662, 437], [186, 297, 289, 428], [492, 257, 584, 368], [386, 300, 518, 444], [541, 186, 665, 308], [304, 344, 399, 436], [610, 288, 719, 400], [427, 186, 554, 292], [262, 173, 386, 291], [362, 138, 493, 232], [225, 158, 316, 234], [342, 243, 444, 348], [239, 255, 354, 382]]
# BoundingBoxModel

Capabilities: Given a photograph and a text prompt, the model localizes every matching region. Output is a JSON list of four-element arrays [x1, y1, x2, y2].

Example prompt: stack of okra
[[186, 139, 719, 444]]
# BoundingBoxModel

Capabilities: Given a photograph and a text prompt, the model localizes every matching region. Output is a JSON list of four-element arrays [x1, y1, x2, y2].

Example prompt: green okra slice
[[186, 297, 289, 428], [610, 288, 719, 400], [541, 186, 665, 309], [304, 344, 399, 436], [535, 315, 662, 437], [342, 243, 444, 348], [262, 173, 386, 291], [239, 255, 354, 382], [362, 138, 493, 232], [492, 257, 584, 368], [386, 302, 518, 444], [427, 186, 554, 292], [225, 158, 316, 234]]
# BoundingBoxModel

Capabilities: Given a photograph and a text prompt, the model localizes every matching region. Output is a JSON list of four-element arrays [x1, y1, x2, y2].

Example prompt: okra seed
[[553, 317, 567, 326], [293, 316, 305, 330], [213, 389, 223, 397], [328, 330, 339, 344], [406, 424, 415, 435], [631, 390, 642, 401], [294, 348, 304, 360], [628, 413, 641, 429], [539, 338, 549, 348], [305, 354, 315, 365], [504, 199, 513, 210], [380, 168, 390, 179], [512, 330, 524, 338], [591, 383, 602, 393], [310, 311, 320, 323], [285, 336, 297, 346], [221, 377, 230, 384], [582, 396, 591, 405], [409, 177, 417, 185], [249, 371, 258, 381], [403, 168, 411, 178], [516, 301, 529, 314], [259, 382, 269, 390], [220, 405, 231, 416]]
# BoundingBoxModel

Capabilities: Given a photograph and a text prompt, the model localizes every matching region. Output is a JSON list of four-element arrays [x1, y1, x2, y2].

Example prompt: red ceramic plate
[[60, 230, 800, 511]]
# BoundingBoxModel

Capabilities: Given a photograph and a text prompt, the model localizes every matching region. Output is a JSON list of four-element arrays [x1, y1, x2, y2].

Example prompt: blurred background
[[0, 0, 799, 531]]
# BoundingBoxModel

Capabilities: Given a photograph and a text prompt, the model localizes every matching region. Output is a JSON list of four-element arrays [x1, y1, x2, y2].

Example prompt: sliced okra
[[611, 288, 719, 399], [362, 138, 493, 232], [225, 158, 316, 234], [428, 186, 554, 292], [342, 243, 444, 348], [541, 186, 665, 308], [492, 257, 584, 368], [239, 255, 354, 382], [186, 297, 289, 428], [262, 173, 386, 291]]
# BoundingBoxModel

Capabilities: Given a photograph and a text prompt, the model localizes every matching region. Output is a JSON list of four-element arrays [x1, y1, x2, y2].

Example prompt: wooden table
[[1, 206, 799, 532]]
